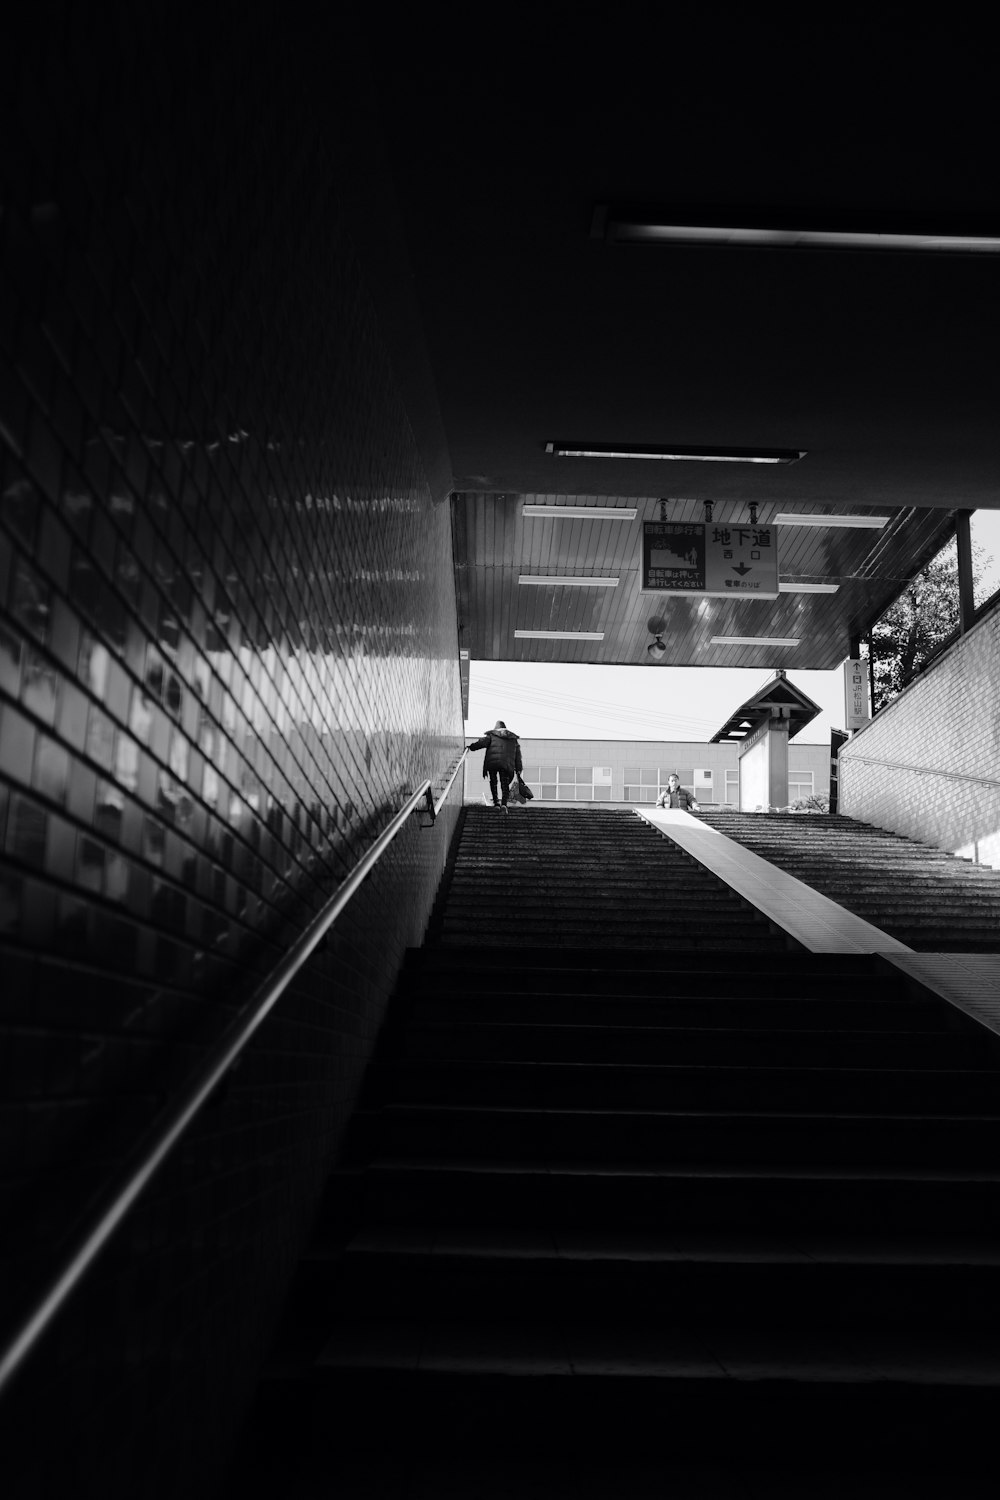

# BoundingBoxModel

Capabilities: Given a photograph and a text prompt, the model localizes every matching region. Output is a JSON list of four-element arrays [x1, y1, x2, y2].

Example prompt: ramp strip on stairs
[[636, 808, 1000, 1041], [634, 808, 911, 956], [881, 953, 1000, 1042]]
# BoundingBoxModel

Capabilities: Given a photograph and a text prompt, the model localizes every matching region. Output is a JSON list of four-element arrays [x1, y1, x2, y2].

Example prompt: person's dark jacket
[[469, 728, 523, 777]]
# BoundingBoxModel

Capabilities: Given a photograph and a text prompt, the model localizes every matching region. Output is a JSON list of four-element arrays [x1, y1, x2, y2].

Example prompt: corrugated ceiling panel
[[454, 493, 957, 670]]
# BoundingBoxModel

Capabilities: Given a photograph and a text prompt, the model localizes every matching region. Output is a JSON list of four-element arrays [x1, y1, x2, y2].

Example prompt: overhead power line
[[468, 678, 724, 734]]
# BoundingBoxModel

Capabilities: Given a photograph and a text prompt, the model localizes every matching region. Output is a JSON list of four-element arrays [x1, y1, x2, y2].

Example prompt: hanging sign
[[844, 659, 870, 729], [640, 521, 705, 593], [641, 521, 779, 597], [704, 523, 779, 598]]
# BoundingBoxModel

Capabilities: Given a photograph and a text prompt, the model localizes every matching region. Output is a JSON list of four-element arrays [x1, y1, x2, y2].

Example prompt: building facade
[[465, 738, 830, 808]]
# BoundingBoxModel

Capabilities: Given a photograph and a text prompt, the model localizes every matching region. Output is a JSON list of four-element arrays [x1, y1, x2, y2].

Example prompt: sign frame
[[639, 521, 706, 595], [844, 659, 870, 730], [640, 520, 779, 598]]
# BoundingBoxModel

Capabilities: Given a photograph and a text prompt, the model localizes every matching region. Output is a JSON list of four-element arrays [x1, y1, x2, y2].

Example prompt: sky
[[466, 662, 851, 745], [465, 512, 1000, 747]]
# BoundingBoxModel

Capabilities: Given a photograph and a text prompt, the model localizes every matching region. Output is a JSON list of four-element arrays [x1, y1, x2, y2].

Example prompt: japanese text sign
[[641, 522, 779, 597], [844, 659, 870, 729], [640, 522, 705, 593]]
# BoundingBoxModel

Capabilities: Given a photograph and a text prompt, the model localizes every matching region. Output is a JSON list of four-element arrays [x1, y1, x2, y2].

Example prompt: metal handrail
[[842, 753, 1000, 791], [0, 748, 469, 1397]]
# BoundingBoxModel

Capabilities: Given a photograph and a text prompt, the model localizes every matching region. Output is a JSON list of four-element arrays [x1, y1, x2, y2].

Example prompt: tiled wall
[[841, 605, 1000, 868], [0, 9, 463, 1496]]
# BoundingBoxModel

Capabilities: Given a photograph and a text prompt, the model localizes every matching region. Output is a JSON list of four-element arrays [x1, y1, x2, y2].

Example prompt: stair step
[[410, 993, 954, 1030], [316, 1316, 1000, 1380], [347, 1104, 1000, 1168], [407, 956, 898, 1001], [366, 1059, 1000, 1112], [323, 1242, 1000, 1328], [437, 930, 788, 951], [360, 1159, 1000, 1233], [693, 811, 1000, 950], [393, 1021, 987, 1067], [236, 807, 1000, 1490], [301, 1325, 1000, 1467]]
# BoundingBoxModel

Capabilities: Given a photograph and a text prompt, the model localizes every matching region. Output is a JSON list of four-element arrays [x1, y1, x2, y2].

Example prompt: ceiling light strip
[[517, 575, 619, 587], [521, 505, 637, 519], [545, 442, 804, 464], [514, 630, 605, 640], [774, 514, 889, 528], [710, 636, 800, 647], [605, 222, 1000, 254], [778, 582, 839, 593]]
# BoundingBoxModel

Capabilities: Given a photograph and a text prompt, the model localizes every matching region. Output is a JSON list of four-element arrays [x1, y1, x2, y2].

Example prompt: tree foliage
[[870, 537, 989, 709]]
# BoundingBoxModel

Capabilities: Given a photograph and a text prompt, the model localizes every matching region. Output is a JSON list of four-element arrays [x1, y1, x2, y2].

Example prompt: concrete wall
[[840, 605, 1000, 867]]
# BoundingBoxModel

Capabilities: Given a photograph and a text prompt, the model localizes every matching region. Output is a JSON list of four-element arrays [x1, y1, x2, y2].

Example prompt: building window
[[725, 771, 739, 805], [623, 767, 696, 804], [788, 770, 814, 803], [522, 766, 611, 801], [624, 765, 658, 803], [520, 766, 556, 799], [594, 766, 613, 801], [559, 766, 593, 800], [694, 769, 714, 804]]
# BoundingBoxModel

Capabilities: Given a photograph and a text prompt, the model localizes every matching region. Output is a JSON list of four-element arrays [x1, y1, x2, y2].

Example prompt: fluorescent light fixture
[[778, 581, 840, 593], [710, 636, 800, 648], [595, 208, 1000, 255], [518, 575, 619, 587], [521, 504, 637, 520], [774, 513, 889, 529], [616, 226, 1000, 253], [515, 629, 605, 640], [545, 441, 804, 465]]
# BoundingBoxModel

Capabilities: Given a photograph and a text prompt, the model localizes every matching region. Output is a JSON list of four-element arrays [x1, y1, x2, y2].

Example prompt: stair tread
[[337, 1224, 1000, 1267], [315, 1318, 1000, 1383], [367, 1157, 1000, 1183], [369, 1102, 1000, 1123], [378, 1058, 1000, 1078], [245, 807, 1000, 1481], [403, 1021, 955, 1037]]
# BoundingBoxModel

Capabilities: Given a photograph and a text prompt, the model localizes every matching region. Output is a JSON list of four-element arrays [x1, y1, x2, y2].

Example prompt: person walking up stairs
[[467, 720, 523, 814]]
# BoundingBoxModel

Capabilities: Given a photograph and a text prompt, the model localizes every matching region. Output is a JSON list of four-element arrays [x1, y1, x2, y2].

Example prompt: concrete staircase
[[699, 810, 1000, 952], [222, 807, 1000, 1497], [435, 805, 792, 951]]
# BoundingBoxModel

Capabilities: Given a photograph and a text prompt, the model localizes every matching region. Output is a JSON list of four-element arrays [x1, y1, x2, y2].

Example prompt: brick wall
[[0, 7, 463, 1496], [840, 605, 1000, 868]]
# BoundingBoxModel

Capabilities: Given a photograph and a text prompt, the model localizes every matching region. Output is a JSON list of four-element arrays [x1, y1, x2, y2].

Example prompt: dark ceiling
[[353, 17, 1000, 666]]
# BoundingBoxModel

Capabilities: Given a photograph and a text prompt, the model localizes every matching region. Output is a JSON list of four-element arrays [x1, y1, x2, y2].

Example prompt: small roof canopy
[[710, 670, 822, 745]]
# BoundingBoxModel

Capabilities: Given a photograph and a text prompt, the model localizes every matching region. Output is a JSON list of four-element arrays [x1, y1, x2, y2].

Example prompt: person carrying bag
[[468, 720, 523, 814]]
